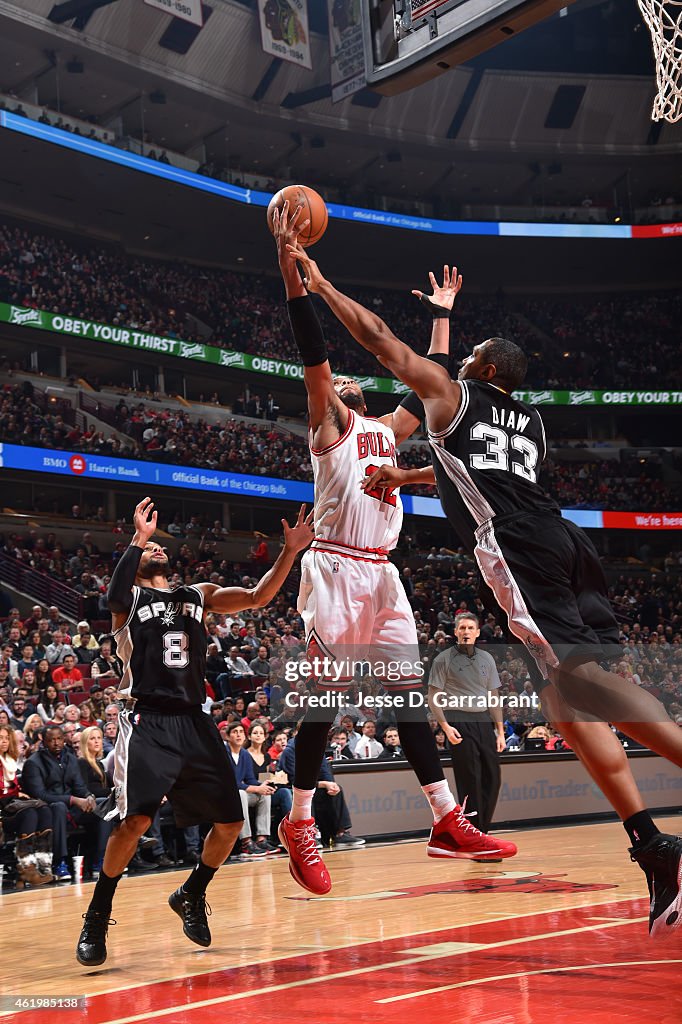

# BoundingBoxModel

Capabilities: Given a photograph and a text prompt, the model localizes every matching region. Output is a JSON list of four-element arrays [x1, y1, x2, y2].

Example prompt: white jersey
[[310, 408, 403, 553]]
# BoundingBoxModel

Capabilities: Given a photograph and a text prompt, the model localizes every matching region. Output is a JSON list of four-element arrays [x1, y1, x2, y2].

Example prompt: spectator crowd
[[2, 381, 680, 512], [2, 219, 681, 390], [1, 523, 681, 887]]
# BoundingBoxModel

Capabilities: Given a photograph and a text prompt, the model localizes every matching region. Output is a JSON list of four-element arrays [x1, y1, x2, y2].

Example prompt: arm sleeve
[[287, 295, 328, 367], [398, 352, 451, 420], [107, 544, 143, 614]]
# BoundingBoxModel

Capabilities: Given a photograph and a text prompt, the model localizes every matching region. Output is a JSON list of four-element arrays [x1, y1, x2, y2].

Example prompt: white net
[[638, 0, 682, 122]]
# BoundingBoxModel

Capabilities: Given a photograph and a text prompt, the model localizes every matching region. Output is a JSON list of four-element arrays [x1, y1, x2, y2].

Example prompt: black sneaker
[[155, 854, 176, 869], [333, 832, 366, 847], [630, 832, 682, 939], [76, 911, 116, 967], [168, 886, 212, 948]]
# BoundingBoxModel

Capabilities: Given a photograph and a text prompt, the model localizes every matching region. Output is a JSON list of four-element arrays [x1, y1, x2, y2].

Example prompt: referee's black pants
[[446, 718, 501, 834]]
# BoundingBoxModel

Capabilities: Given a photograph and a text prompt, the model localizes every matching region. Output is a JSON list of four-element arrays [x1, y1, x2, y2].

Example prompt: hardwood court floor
[[1, 817, 681, 1024]]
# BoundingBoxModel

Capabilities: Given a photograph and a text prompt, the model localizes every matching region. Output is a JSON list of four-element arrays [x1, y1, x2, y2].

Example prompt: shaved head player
[[288, 240, 682, 941], [272, 203, 517, 897], [76, 497, 313, 966]]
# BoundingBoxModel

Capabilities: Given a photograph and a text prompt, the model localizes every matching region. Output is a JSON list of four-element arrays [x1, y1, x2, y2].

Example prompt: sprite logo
[[353, 376, 377, 391], [569, 390, 595, 406], [220, 351, 246, 368], [179, 342, 206, 360], [9, 306, 43, 328], [391, 380, 410, 395], [527, 390, 554, 405]]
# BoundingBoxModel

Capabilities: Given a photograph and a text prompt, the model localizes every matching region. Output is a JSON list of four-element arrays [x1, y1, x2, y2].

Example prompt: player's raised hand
[[282, 504, 315, 553], [362, 464, 408, 493], [286, 240, 324, 293], [272, 200, 310, 263], [132, 496, 158, 543], [412, 265, 463, 316]]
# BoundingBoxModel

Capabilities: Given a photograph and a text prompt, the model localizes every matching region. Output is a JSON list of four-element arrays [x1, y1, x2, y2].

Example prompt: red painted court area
[[9, 899, 682, 1024]]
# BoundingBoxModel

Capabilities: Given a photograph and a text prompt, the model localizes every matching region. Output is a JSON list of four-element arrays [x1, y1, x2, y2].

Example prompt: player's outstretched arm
[[382, 266, 462, 444], [288, 243, 459, 433], [200, 505, 314, 615], [274, 202, 348, 447], [107, 497, 157, 619]]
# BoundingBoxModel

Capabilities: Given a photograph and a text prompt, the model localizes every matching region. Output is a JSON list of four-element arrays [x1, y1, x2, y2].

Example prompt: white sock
[[422, 779, 456, 823], [290, 787, 316, 823]]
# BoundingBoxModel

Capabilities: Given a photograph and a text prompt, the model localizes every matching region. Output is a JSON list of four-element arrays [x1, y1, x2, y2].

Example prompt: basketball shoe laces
[[452, 797, 485, 840], [292, 821, 323, 864]]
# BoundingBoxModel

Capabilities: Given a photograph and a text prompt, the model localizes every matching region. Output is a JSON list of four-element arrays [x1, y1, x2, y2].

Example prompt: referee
[[428, 612, 505, 838]]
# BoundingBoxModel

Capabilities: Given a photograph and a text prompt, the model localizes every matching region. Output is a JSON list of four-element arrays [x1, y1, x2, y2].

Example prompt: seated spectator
[[279, 733, 364, 849], [0, 724, 54, 885], [377, 727, 405, 761], [267, 729, 289, 765], [50, 655, 82, 696], [524, 725, 552, 751], [329, 728, 355, 761], [36, 684, 60, 723], [78, 726, 111, 802], [101, 720, 118, 755], [34, 659, 53, 692], [90, 639, 120, 686], [334, 715, 361, 754], [45, 631, 76, 666], [245, 720, 292, 839], [9, 696, 30, 731], [16, 643, 37, 678], [223, 721, 276, 857], [249, 646, 271, 685], [353, 720, 384, 760], [215, 646, 254, 698], [21, 725, 111, 881], [250, 538, 269, 564], [79, 701, 97, 727], [241, 701, 266, 734], [23, 713, 44, 752]]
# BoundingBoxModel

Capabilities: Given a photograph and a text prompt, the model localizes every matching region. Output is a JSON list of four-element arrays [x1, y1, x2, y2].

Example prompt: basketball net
[[638, 0, 682, 122]]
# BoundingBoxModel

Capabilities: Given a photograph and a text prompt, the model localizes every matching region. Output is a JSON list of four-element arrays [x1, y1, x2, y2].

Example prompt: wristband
[[287, 296, 328, 367], [417, 294, 451, 319]]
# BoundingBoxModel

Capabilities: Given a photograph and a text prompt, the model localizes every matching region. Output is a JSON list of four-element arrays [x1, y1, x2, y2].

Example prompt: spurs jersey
[[310, 408, 402, 553], [428, 379, 559, 551], [114, 583, 207, 709]]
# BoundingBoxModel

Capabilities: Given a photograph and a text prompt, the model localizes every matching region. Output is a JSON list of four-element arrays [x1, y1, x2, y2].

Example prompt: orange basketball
[[267, 184, 328, 247]]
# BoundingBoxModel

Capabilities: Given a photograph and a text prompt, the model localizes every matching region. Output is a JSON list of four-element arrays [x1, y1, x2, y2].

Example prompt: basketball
[[267, 184, 328, 247]]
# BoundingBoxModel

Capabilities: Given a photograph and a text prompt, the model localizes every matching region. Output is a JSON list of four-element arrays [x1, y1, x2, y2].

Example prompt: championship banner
[[258, 0, 312, 70], [144, 0, 203, 27], [328, 0, 366, 102], [4, 303, 682, 406]]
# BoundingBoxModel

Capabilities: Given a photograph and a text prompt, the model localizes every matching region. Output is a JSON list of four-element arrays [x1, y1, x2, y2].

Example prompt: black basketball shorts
[[474, 512, 620, 679], [105, 706, 243, 827]]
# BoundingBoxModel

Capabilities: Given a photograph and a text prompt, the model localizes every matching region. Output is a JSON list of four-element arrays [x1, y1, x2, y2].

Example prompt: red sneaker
[[427, 806, 517, 860], [278, 816, 332, 895]]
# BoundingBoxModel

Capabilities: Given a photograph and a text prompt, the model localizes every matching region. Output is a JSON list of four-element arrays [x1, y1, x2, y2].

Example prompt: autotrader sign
[[3, 303, 682, 405], [0, 443, 680, 528]]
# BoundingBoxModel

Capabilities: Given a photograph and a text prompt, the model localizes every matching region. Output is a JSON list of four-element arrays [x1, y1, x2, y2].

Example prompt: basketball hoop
[[638, 0, 682, 122]]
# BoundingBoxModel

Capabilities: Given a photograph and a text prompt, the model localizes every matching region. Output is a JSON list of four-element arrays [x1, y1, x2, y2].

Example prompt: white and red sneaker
[[427, 805, 517, 860], [278, 816, 332, 895]]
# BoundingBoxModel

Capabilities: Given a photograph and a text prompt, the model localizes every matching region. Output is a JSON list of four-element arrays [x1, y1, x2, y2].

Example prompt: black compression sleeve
[[398, 352, 450, 420], [287, 295, 328, 367], [107, 544, 143, 614]]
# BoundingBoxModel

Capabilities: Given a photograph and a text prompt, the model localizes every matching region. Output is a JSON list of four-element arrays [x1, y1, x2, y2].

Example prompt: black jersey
[[114, 583, 207, 710], [428, 379, 559, 552]]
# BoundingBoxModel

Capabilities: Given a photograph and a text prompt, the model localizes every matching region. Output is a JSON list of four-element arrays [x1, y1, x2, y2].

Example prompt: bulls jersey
[[428, 379, 559, 552], [114, 583, 207, 709], [310, 408, 403, 552]]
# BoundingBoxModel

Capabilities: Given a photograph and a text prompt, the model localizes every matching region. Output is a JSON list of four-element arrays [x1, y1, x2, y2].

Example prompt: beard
[[138, 556, 169, 580], [339, 390, 366, 414]]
